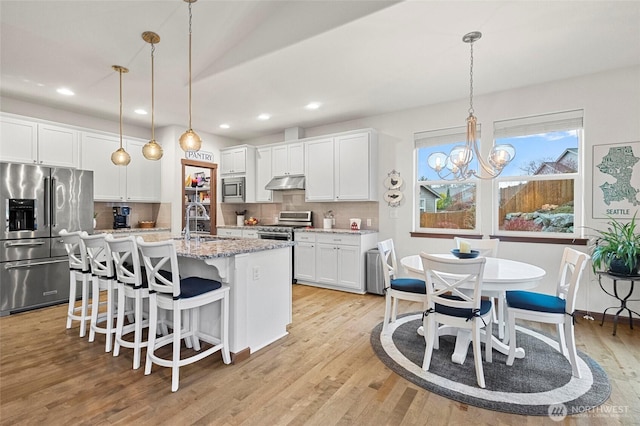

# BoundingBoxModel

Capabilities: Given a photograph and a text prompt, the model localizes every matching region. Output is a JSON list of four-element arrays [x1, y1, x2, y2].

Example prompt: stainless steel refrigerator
[[0, 162, 93, 316]]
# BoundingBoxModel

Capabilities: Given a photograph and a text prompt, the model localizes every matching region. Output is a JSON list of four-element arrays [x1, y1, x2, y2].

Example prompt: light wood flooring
[[1, 284, 639, 425]]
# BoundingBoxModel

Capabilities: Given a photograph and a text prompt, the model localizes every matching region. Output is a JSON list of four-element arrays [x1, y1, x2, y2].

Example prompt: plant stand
[[597, 271, 640, 335]]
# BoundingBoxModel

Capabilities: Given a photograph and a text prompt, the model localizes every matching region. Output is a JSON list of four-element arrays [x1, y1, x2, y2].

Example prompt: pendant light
[[141, 31, 163, 161], [178, 0, 202, 153], [427, 31, 515, 180], [111, 65, 131, 166]]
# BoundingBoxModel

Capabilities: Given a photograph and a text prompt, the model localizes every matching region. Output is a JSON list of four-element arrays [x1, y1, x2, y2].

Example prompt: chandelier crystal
[[111, 65, 131, 166], [142, 31, 163, 161], [427, 31, 515, 180], [178, 0, 202, 153]]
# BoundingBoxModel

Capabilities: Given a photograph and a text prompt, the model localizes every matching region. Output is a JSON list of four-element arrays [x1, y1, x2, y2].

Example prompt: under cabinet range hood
[[265, 175, 305, 191]]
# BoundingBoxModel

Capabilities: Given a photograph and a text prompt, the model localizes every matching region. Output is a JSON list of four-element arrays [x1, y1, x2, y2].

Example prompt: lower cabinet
[[294, 231, 378, 294]]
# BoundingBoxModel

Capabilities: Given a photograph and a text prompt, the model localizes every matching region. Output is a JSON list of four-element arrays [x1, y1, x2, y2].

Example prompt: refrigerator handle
[[44, 176, 50, 227], [50, 176, 57, 227]]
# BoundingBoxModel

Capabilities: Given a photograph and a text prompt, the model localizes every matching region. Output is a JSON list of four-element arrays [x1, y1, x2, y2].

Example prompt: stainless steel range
[[257, 211, 313, 241]]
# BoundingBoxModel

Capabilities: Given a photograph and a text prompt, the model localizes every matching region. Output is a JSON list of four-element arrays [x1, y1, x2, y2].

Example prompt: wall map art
[[592, 141, 640, 219]]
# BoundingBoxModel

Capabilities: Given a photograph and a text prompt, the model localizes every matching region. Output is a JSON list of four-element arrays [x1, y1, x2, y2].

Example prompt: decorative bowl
[[451, 249, 480, 259]]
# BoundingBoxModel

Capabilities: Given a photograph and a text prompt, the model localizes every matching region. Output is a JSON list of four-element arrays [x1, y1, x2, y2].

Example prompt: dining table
[[400, 254, 546, 365]]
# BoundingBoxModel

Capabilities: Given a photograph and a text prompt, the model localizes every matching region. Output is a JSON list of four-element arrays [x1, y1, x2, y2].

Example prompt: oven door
[[257, 231, 291, 241]]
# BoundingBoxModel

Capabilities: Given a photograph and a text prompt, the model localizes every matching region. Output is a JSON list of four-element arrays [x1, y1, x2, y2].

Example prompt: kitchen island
[[160, 237, 295, 362]]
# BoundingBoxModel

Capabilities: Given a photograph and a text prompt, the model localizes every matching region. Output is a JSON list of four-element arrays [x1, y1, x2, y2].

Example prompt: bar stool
[[59, 229, 91, 337], [106, 235, 151, 369], [81, 233, 118, 352], [137, 237, 231, 392]]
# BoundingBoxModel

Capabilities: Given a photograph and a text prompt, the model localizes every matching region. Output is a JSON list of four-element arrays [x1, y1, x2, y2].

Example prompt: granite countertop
[[95, 227, 171, 234], [295, 228, 378, 235], [217, 225, 260, 229], [173, 237, 295, 260]]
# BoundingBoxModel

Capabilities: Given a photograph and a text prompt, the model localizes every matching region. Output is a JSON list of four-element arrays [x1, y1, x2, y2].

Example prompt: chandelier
[[427, 31, 514, 180], [111, 65, 131, 166], [141, 31, 163, 161], [178, 0, 202, 153]]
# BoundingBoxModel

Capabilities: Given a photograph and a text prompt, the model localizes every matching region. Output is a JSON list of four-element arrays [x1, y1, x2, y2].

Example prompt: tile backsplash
[[94, 202, 171, 230], [220, 193, 378, 230]]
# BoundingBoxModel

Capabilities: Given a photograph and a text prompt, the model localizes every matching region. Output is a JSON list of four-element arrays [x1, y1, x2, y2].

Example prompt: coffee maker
[[113, 206, 131, 229]]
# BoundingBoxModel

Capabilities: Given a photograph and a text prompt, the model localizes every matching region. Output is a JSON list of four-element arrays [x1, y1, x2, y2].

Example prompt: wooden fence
[[420, 210, 474, 229], [499, 180, 574, 220]]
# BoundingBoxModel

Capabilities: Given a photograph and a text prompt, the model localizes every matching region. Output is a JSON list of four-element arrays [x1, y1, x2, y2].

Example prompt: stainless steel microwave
[[222, 177, 245, 203]]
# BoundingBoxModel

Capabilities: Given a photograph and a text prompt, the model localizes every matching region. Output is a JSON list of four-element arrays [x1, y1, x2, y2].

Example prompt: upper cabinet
[[255, 146, 281, 203], [305, 130, 378, 202], [272, 142, 304, 176], [220, 146, 248, 174], [0, 114, 79, 168], [80, 132, 161, 202]]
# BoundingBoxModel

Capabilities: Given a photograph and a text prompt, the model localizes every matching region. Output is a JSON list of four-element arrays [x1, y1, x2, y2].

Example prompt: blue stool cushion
[[179, 277, 222, 299], [506, 290, 566, 314], [390, 278, 426, 294], [434, 294, 492, 318]]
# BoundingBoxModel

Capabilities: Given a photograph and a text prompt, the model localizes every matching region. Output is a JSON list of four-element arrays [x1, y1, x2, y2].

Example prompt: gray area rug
[[370, 313, 611, 416]]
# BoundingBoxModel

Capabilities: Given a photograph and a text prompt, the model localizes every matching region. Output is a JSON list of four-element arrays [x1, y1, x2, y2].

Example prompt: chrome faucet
[[183, 201, 210, 243]]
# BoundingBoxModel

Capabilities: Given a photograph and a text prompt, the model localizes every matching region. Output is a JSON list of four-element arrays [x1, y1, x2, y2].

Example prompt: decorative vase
[[609, 257, 639, 276]]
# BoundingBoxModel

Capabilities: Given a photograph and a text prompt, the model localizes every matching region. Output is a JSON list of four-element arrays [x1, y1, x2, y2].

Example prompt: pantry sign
[[185, 150, 214, 163]]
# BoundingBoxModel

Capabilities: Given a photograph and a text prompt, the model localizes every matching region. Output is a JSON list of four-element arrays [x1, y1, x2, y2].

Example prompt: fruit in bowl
[[244, 217, 259, 226]]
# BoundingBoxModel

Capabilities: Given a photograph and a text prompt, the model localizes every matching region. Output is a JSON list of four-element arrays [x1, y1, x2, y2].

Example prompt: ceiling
[[1, 1, 639, 141]]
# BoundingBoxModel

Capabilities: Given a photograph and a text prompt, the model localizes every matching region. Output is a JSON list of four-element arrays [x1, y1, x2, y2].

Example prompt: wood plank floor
[[1, 284, 639, 425]]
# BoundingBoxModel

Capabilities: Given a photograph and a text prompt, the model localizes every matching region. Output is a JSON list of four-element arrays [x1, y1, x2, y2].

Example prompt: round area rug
[[370, 313, 611, 416]]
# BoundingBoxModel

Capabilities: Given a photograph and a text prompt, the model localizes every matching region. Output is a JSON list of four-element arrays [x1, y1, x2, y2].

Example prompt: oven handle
[[4, 241, 46, 248], [4, 258, 67, 270]]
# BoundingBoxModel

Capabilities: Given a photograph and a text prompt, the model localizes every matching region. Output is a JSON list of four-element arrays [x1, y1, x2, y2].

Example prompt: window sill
[[410, 232, 588, 245]]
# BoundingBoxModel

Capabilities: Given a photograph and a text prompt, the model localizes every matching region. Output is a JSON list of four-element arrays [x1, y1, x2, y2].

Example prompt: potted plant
[[590, 213, 640, 276]]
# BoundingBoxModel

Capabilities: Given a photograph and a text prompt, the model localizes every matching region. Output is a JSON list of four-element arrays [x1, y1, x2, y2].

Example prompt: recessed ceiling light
[[56, 88, 74, 96], [257, 113, 271, 121], [219, 124, 230, 129], [134, 109, 148, 115], [305, 102, 321, 110]]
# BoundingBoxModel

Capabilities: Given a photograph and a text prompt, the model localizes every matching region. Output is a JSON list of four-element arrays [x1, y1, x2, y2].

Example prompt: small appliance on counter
[[113, 206, 131, 229]]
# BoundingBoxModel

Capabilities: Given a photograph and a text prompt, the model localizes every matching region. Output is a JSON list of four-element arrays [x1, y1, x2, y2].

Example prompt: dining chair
[[59, 229, 91, 338], [377, 239, 427, 333], [137, 237, 231, 392], [505, 247, 589, 378], [420, 253, 493, 388], [81, 232, 119, 352], [454, 237, 504, 338]]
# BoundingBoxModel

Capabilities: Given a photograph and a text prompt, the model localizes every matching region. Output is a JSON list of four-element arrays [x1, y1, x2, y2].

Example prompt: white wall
[[251, 66, 640, 316]]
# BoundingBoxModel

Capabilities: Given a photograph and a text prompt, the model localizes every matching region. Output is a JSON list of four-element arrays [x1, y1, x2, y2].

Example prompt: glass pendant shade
[[179, 129, 202, 152], [111, 147, 131, 166], [142, 140, 163, 160]]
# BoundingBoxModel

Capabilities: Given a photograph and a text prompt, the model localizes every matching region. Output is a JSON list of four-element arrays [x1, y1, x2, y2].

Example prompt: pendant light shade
[[427, 31, 515, 180], [141, 31, 163, 161], [111, 65, 131, 166], [179, 0, 201, 153]]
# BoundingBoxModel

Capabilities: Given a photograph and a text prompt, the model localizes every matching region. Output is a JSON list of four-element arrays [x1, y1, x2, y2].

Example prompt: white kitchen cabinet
[[304, 130, 377, 202], [272, 142, 304, 176], [304, 138, 334, 201], [242, 228, 259, 239], [255, 146, 280, 202], [80, 132, 161, 202], [294, 231, 377, 294], [294, 233, 316, 282], [217, 228, 242, 237], [220, 147, 248, 174], [0, 115, 78, 168]]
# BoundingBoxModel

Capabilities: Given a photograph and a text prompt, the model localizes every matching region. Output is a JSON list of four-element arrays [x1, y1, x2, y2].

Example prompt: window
[[415, 127, 478, 232], [493, 110, 583, 236]]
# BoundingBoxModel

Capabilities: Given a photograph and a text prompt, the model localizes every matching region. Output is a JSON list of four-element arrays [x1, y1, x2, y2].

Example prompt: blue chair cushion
[[434, 294, 492, 319], [178, 277, 223, 299], [390, 278, 426, 294], [506, 290, 566, 314]]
